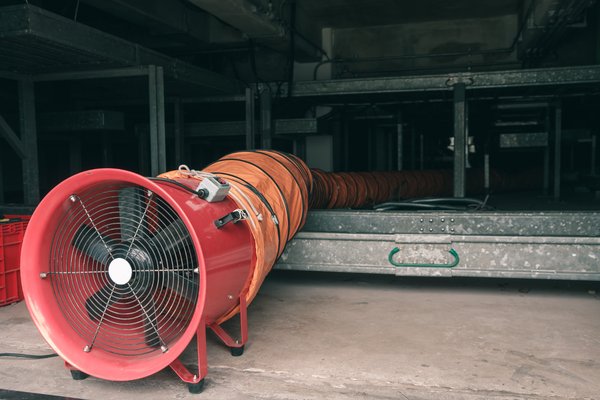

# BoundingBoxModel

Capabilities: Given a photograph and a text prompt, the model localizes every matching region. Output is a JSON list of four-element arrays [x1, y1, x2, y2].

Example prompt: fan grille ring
[[49, 183, 199, 356]]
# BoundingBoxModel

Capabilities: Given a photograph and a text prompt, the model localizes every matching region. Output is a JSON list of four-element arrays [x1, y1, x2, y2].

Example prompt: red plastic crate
[[0, 215, 30, 306]]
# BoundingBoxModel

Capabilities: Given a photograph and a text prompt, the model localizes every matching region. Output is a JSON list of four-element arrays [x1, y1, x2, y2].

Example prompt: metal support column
[[18, 79, 40, 205], [543, 107, 551, 195], [387, 130, 394, 170], [554, 102, 562, 200], [245, 87, 256, 150], [453, 83, 467, 198], [396, 112, 403, 170], [342, 109, 349, 170], [148, 65, 166, 176], [259, 87, 272, 149], [174, 98, 184, 164], [333, 115, 343, 171], [368, 124, 374, 170]]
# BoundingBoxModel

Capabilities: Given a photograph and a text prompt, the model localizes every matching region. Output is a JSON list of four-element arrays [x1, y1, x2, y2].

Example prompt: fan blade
[[119, 187, 148, 242], [142, 296, 161, 348], [127, 285, 162, 348], [85, 284, 123, 321], [72, 225, 112, 264], [163, 271, 198, 302], [149, 220, 197, 301], [150, 220, 191, 254]]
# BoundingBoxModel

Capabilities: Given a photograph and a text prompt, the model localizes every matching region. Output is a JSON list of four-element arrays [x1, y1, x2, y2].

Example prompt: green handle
[[388, 247, 460, 268]]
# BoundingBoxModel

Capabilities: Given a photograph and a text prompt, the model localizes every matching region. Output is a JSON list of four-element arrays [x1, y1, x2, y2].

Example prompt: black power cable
[[0, 352, 58, 359], [147, 177, 207, 199]]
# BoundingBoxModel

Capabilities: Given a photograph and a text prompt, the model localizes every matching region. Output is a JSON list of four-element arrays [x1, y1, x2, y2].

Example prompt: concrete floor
[[1, 272, 599, 400]]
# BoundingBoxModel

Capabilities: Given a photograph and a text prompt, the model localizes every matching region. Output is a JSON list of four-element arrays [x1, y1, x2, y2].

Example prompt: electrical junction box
[[198, 177, 230, 202]]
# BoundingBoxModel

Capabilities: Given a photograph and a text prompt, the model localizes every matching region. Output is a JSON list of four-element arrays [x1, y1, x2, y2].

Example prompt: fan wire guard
[[49, 183, 199, 356]]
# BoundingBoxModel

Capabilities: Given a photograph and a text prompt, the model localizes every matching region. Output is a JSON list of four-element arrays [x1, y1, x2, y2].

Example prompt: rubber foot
[[70, 370, 89, 381], [230, 345, 244, 357], [188, 379, 205, 394]]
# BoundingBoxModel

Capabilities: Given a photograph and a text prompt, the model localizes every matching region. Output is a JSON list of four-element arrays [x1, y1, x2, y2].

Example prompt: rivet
[[161, 345, 168, 353], [420, 218, 424, 223], [227, 294, 234, 300], [39, 272, 48, 279], [450, 228, 455, 232], [441, 218, 445, 222], [69, 195, 77, 202], [441, 228, 445, 232], [83, 345, 91, 353], [450, 218, 455, 223], [429, 219, 433, 223], [429, 228, 433, 232]]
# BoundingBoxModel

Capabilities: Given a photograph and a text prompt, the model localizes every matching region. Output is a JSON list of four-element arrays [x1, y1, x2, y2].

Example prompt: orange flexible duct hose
[[159, 150, 311, 324], [309, 168, 542, 209]]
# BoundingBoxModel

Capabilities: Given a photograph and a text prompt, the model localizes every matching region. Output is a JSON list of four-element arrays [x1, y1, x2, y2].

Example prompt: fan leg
[[187, 379, 205, 394], [169, 318, 208, 394], [65, 361, 90, 381], [208, 292, 248, 357], [230, 345, 244, 357], [70, 370, 90, 381]]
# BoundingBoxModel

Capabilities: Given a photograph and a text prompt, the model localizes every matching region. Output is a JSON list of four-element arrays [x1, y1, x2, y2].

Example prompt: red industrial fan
[[21, 168, 256, 393]]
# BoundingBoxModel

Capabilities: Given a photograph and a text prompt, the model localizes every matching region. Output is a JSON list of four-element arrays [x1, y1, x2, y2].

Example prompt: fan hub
[[108, 257, 133, 285]]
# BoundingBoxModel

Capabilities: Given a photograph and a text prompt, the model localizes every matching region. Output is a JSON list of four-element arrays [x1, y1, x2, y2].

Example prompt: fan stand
[[63, 293, 249, 394], [170, 291, 249, 394], [208, 291, 248, 357]]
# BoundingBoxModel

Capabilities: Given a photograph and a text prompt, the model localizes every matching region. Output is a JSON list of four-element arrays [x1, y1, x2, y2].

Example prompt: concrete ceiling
[[10, 0, 595, 81], [298, 0, 524, 28]]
